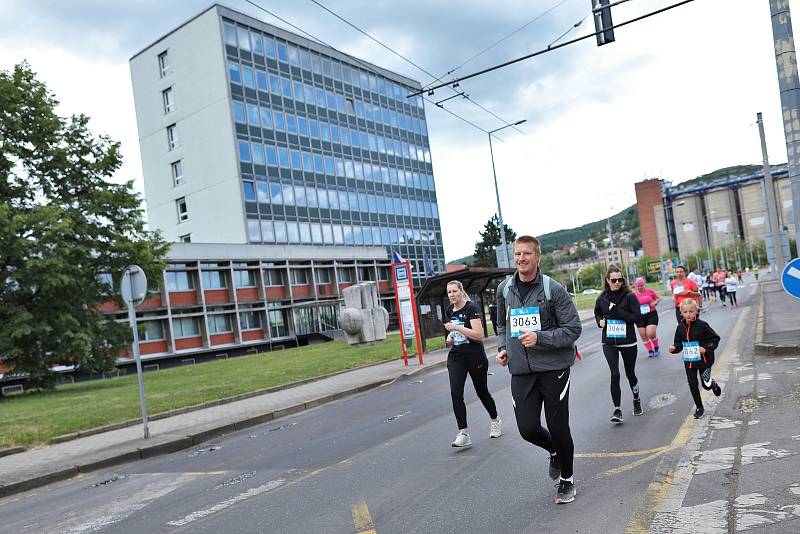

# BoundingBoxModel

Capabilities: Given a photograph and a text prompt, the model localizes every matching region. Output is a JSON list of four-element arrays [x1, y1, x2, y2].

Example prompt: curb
[[0, 360, 448, 499], [753, 280, 800, 355]]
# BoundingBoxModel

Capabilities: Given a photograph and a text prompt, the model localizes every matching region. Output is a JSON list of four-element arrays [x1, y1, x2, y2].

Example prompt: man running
[[496, 235, 582, 504]]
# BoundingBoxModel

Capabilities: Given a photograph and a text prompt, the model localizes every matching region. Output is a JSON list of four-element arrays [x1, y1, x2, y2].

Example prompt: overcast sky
[[1, 0, 795, 261]]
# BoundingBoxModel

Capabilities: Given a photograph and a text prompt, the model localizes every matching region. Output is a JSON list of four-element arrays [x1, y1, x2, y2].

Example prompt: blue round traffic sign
[[781, 258, 800, 300]]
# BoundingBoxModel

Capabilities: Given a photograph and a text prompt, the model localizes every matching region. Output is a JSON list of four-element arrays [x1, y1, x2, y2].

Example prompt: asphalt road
[[0, 281, 757, 534]]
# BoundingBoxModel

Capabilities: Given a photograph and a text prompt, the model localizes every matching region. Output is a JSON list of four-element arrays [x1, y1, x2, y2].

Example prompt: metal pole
[[769, 0, 800, 252], [757, 112, 787, 278], [489, 132, 510, 268], [125, 271, 150, 440]]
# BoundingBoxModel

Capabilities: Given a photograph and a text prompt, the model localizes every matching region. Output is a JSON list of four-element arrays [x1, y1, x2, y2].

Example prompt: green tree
[[473, 214, 516, 267], [0, 62, 168, 389]]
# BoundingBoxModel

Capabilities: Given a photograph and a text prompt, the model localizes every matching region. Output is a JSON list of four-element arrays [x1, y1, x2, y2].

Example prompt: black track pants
[[602, 344, 640, 407], [686, 365, 714, 409], [511, 369, 575, 479], [727, 291, 737, 306], [447, 351, 498, 429]]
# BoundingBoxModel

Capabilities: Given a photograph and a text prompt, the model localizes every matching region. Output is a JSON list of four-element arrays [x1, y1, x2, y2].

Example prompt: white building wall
[[130, 8, 246, 243]]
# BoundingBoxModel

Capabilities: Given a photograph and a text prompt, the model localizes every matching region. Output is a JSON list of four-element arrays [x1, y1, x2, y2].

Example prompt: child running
[[669, 299, 723, 418]]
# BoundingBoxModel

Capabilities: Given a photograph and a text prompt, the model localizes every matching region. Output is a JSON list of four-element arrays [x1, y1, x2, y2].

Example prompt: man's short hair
[[676, 265, 687, 273], [514, 235, 541, 255]]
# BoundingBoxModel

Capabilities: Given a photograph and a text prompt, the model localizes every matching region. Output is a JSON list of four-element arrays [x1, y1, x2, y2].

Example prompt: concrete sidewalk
[[0, 308, 598, 498]]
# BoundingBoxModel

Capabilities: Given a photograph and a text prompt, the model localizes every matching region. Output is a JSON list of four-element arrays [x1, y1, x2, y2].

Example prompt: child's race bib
[[510, 307, 540, 338], [606, 319, 626, 338], [683, 341, 702, 362]]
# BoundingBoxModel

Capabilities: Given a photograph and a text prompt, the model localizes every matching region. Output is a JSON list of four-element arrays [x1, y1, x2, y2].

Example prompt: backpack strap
[[501, 275, 513, 300], [502, 273, 553, 301]]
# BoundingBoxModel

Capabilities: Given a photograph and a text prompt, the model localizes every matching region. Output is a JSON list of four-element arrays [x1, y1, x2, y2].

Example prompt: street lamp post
[[488, 119, 526, 268]]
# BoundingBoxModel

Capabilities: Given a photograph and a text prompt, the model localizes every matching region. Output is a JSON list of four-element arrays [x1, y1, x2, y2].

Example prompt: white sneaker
[[490, 419, 502, 438], [451, 432, 472, 448]]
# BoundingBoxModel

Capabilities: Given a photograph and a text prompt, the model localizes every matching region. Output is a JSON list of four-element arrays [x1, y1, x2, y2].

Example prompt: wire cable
[[412, 0, 698, 97]]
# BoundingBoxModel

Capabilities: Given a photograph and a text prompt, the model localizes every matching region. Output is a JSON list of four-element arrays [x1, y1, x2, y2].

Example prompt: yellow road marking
[[623, 299, 749, 533], [576, 445, 669, 458], [352, 500, 377, 534]]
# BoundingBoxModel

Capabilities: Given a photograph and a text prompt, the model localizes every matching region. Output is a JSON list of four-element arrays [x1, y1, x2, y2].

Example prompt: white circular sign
[[121, 265, 148, 307]]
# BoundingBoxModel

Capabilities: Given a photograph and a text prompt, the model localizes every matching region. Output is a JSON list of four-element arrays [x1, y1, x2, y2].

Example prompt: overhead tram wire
[[411, 0, 698, 97], [240, 0, 497, 137], [306, 0, 527, 136]]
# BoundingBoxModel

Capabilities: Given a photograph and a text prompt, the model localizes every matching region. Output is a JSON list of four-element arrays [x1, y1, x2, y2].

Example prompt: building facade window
[[173, 317, 200, 338], [158, 50, 170, 78], [233, 270, 256, 288], [314, 268, 332, 284], [176, 197, 188, 222], [171, 160, 184, 186], [166, 271, 194, 291], [167, 124, 179, 150], [162, 87, 175, 114], [140, 321, 164, 342], [240, 311, 262, 330], [179, 234, 191, 243], [290, 269, 309, 285], [268, 309, 288, 338], [201, 270, 227, 289], [264, 269, 284, 286], [208, 314, 232, 334]]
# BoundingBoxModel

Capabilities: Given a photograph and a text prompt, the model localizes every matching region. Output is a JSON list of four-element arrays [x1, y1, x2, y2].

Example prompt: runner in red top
[[633, 278, 662, 357], [670, 265, 701, 323]]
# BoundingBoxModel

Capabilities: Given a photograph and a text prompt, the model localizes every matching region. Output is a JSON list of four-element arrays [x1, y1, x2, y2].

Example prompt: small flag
[[423, 251, 435, 276], [392, 250, 406, 264]]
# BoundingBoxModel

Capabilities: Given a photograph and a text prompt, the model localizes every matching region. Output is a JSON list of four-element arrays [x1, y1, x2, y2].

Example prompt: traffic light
[[592, 0, 615, 46]]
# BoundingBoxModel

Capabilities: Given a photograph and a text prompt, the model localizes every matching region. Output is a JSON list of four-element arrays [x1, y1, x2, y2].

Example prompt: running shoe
[[610, 408, 623, 424], [548, 453, 560, 480], [633, 398, 643, 416], [555, 479, 576, 504], [490, 418, 502, 438], [711, 380, 722, 397], [653, 346, 660, 357], [694, 407, 705, 419], [451, 432, 472, 448], [648, 350, 655, 358]]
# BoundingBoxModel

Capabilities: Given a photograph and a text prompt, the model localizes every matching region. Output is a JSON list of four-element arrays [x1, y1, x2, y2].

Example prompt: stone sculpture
[[340, 282, 389, 345]]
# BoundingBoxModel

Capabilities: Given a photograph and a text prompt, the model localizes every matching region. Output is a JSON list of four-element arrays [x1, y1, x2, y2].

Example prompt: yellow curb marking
[[576, 445, 670, 459], [623, 295, 750, 533], [352, 500, 377, 534]]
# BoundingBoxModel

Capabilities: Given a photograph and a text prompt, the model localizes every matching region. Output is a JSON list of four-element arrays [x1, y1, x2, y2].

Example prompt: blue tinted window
[[294, 185, 306, 206], [306, 186, 317, 207], [318, 188, 329, 208], [251, 142, 265, 165], [298, 117, 308, 136], [335, 158, 344, 177], [373, 227, 382, 245], [281, 78, 292, 98], [309, 119, 319, 138], [273, 111, 285, 131], [360, 132, 369, 150], [233, 101, 246, 123], [336, 94, 347, 114], [277, 42, 288, 62], [325, 90, 336, 110], [265, 36, 276, 59], [358, 193, 368, 212], [302, 152, 313, 172], [353, 162, 363, 180], [349, 192, 358, 211], [269, 74, 281, 95], [293, 81, 304, 103], [223, 24, 237, 47], [320, 122, 330, 142], [290, 150, 302, 170], [324, 156, 334, 175], [304, 84, 314, 104], [278, 147, 290, 168], [269, 182, 282, 203], [344, 160, 354, 179], [256, 70, 268, 92], [260, 107, 272, 129], [355, 101, 364, 118], [315, 88, 326, 108], [266, 145, 277, 166], [251, 33, 264, 55], [328, 190, 339, 209], [238, 140, 251, 162], [339, 190, 349, 210], [274, 220, 287, 242], [286, 114, 297, 135], [282, 184, 294, 205], [243, 181, 256, 201], [242, 66, 255, 88], [247, 103, 259, 125], [314, 154, 324, 173], [228, 62, 241, 84]]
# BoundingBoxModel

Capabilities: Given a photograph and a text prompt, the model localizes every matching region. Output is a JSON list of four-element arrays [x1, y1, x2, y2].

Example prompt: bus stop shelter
[[415, 267, 514, 351]]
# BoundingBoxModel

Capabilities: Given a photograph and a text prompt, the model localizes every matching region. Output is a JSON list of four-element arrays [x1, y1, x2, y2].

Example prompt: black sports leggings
[[447, 351, 497, 429], [686, 366, 714, 409], [511, 369, 575, 479], [602, 344, 640, 407], [727, 291, 737, 306]]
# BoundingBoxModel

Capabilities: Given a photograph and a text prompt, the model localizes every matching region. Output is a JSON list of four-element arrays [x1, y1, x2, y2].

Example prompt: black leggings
[[727, 291, 737, 306], [447, 351, 497, 429], [511, 369, 575, 479], [602, 344, 640, 407], [686, 366, 714, 409]]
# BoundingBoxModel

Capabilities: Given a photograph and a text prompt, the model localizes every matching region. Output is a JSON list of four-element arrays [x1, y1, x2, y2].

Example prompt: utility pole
[[757, 112, 787, 278], [769, 0, 800, 255]]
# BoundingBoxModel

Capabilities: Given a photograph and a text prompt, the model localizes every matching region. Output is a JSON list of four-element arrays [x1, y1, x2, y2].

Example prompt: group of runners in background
[[440, 237, 737, 505]]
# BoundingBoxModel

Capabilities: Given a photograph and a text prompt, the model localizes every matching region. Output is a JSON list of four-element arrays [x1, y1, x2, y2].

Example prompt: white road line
[[62, 476, 189, 533], [166, 478, 285, 527]]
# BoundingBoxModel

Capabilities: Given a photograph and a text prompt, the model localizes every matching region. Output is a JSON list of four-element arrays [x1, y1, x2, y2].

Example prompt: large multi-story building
[[635, 165, 795, 260], [129, 4, 444, 284]]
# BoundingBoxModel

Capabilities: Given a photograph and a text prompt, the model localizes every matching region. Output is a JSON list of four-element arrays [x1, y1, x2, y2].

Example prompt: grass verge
[[0, 333, 446, 449]]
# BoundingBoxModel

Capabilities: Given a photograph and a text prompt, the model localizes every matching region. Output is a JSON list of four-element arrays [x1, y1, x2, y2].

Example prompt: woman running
[[725, 271, 739, 308], [594, 266, 644, 423], [444, 280, 501, 448], [633, 277, 662, 357]]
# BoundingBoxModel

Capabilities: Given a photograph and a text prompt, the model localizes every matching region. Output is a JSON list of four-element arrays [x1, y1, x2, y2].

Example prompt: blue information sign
[[781, 258, 800, 300], [394, 265, 408, 282]]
